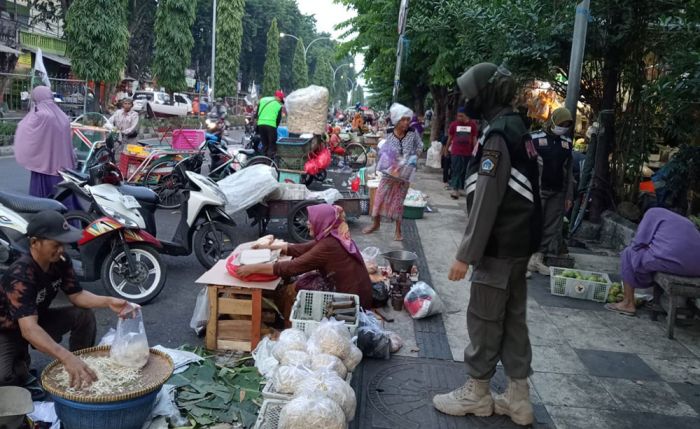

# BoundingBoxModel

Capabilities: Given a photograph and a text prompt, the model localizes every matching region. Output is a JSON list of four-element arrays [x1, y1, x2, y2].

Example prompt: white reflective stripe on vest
[[510, 168, 532, 191], [508, 179, 534, 202], [466, 173, 478, 188], [466, 183, 477, 196]]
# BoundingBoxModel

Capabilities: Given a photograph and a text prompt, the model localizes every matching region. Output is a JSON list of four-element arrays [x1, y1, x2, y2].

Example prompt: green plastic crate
[[403, 205, 425, 219]]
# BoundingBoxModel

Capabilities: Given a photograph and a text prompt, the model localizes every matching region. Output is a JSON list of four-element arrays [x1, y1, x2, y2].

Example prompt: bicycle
[[143, 136, 279, 209], [302, 137, 369, 185]]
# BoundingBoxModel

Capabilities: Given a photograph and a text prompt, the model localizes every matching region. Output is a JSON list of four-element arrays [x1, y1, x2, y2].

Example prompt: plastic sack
[[389, 103, 414, 125], [341, 344, 363, 372], [278, 393, 346, 429], [98, 328, 116, 346], [387, 331, 403, 353], [294, 370, 356, 422], [285, 85, 330, 135], [218, 164, 280, 214], [361, 247, 380, 265], [273, 364, 313, 394], [426, 141, 443, 169], [377, 144, 398, 173], [110, 304, 149, 368], [404, 281, 444, 319], [279, 349, 312, 367], [189, 287, 210, 335], [272, 331, 308, 362], [252, 337, 278, 379], [307, 188, 343, 205], [356, 311, 390, 359], [311, 353, 348, 379], [308, 318, 353, 360], [304, 158, 320, 175]]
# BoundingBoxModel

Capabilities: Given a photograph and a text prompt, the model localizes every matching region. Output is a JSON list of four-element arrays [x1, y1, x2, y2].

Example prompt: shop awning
[[0, 44, 21, 55], [43, 52, 71, 66]]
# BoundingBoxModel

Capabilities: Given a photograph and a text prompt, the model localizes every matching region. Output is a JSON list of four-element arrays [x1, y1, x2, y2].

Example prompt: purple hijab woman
[[15, 86, 76, 199]]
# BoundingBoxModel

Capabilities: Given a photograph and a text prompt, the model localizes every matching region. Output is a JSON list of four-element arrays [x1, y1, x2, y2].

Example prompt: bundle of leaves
[[168, 347, 264, 428]]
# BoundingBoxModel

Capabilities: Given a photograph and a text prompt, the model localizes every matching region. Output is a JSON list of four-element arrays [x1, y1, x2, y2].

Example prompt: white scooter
[[54, 162, 237, 269]]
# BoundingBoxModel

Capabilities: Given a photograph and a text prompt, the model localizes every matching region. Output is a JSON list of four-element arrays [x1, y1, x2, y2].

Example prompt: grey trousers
[[0, 307, 96, 386], [540, 190, 566, 255], [464, 258, 532, 380]]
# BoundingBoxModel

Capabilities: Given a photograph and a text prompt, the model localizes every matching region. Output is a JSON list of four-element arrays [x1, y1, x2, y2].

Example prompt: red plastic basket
[[171, 129, 205, 150]]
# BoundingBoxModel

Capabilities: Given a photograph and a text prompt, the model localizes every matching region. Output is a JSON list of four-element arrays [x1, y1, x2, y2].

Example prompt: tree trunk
[[429, 85, 447, 142], [411, 85, 428, 115]]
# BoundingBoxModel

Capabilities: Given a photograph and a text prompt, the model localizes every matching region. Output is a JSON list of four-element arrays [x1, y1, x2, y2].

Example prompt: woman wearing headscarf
[[236, 204, 373, 311], [15, 86, 77, 202], [363, 103, 422, 241]]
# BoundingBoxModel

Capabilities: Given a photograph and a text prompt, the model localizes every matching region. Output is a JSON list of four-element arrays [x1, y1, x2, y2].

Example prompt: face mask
[[463, 99, 482, 121], [553, 125, 569, 136]]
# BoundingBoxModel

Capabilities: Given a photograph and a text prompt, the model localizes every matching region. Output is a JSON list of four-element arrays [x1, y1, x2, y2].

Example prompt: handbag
[[226, 252, 278, 282]]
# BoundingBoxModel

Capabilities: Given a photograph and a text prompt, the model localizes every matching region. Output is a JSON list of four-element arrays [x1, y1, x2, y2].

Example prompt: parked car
[[132, 91, 192, 113]]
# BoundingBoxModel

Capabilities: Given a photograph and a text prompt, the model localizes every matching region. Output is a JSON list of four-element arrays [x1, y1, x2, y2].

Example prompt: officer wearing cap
[[433, 63, 542, 426], [0, 211, 130, 395], [527, 107, 575, 275]]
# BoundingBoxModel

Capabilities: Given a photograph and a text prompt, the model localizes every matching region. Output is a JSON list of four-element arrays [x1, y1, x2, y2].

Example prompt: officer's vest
[[466, 113, 543, 257], [529, 131, 572, 192], [257, 97, 282, 128]]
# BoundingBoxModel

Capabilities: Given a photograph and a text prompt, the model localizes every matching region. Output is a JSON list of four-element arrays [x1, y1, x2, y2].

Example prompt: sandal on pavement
[[604, 303, 636, 317]]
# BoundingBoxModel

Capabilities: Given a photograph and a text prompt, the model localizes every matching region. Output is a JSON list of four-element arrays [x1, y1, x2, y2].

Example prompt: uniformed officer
[[433, 63, 542, 427], [527, 107, 575, 275]]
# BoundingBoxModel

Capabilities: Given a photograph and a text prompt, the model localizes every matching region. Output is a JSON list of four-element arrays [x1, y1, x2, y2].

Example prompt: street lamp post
[[332, 63, 353, 83], [280, 33, 332, 59], [210, 0, 217, 97]]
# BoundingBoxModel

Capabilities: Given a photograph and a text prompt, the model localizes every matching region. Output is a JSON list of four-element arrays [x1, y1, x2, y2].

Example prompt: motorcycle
[[0, 190, 166, 304], [54, 162, 238, 270]]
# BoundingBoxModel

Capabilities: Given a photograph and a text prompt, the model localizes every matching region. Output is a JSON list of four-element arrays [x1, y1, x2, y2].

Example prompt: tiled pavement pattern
[[348, 167, 700, 428]]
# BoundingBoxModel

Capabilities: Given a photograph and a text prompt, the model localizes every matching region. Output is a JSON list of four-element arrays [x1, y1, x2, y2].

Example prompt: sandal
[[604, 303, 636, 317]]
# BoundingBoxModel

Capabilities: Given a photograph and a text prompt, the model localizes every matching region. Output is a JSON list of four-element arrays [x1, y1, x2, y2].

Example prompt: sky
[[296, 0, 366, 86]]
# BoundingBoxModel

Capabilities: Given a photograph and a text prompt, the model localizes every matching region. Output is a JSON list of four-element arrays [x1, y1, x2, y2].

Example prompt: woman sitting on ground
[[606, 207, 700, 316], [236, 204, 373, 311]]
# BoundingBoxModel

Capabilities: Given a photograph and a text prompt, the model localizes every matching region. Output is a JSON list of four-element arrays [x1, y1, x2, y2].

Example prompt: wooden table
[[195, 247, 285, 352]]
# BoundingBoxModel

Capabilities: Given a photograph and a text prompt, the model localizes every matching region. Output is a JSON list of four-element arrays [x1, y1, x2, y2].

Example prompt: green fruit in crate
[[561, 270, 577, 279], [615, 294, 624, 302]]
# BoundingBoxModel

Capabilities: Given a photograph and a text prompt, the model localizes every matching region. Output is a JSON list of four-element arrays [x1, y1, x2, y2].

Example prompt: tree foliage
[[152, 0, 196, 93], [191, 0, 213, 83], [262, 19, 281, 96], [292, 38, 309, 90], [215, 0, 246, 97], [65, 0, 129, 82], [126, 0, 157, 80], [352, 85, 365, 105], [312, 56, 333, 93]]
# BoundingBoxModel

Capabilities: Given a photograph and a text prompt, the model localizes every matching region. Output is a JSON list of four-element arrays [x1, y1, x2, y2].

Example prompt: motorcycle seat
[[64, 168, 90, 183], [117, 184, 160, 204], [238, 148, 256, 156], [0, 191, 67, 214]]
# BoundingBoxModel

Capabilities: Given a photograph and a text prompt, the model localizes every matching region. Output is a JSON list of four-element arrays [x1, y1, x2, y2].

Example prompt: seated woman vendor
[[236, 204, 373, 311]]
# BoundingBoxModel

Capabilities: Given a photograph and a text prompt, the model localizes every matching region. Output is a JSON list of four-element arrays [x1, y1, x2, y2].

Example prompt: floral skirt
[[372, 176, 409, 221]]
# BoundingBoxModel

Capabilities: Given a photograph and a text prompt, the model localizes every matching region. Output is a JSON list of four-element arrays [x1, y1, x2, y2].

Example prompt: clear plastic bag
[[341, 344, 363, 372], [426, 141, 443, 169], [285, 85, 330, 135], [361, 247, 380, 265], [110, 304, 149, 368], [189, 287, 210, 335], [308, 318, 353, 360], [294, 370, 356, 422], [279, 350, 311, 367], [218, 164, 280, 214], [272, 330, 308, 362], [311, 353, 348, 379], [279, 393, 346, 429], [403, 281, 444, 319], [252, 337, 278, 379], [356, 311, 390, 359], [273, 364, 313, 394]]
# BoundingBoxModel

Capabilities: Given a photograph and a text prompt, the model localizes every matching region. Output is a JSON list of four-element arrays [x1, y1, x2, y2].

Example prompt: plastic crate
[[290, 291, 360, 336], [262, 372, 353, 401], [277, 156, 306, 171], [277, 137, 313, 158], [550, 267, 612, 303], [253, 399, 287, 429], [403, 204, 426, 219], [171, 129, 205, 150]]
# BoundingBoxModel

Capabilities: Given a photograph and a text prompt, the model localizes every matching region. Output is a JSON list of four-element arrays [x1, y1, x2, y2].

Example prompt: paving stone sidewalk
[[347, 167, 700, 429]]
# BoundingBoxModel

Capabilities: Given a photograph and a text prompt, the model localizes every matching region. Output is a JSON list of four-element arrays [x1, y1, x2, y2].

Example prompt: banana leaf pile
[[167, 347, 264, 428]]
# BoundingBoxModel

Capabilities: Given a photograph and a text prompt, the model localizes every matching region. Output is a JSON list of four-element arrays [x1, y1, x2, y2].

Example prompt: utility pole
[[392, 0, 409, 102], [210, 0, 218, 97], [565, 0, 590, 126]]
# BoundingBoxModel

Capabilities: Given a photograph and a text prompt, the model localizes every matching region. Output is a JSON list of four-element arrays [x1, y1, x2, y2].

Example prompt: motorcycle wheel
[[193, 221, 237, 269], [101, 243, 167, 304], [143, 160, 185, 210]]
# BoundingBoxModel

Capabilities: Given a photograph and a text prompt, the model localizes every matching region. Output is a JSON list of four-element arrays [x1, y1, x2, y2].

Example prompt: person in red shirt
[[447, 107, 479, 199]]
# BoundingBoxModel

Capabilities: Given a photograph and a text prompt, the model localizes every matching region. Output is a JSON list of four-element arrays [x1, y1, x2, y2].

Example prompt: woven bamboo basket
[[41, 345, 173, 404]]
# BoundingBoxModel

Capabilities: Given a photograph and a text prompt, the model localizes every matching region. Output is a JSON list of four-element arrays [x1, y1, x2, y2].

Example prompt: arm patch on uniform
[[479, 150, 500, 176]]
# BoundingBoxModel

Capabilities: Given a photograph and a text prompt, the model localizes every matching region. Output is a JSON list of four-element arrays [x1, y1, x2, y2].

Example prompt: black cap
[[26, 211, 83, 243]]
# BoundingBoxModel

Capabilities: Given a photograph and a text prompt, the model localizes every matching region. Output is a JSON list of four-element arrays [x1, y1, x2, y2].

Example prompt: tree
[[292, 38, 309, 89], [126, 0, 157, 80], [352, 85, 365, 105], [312, 57, 333, 93], [65, 0, 129, 82], [152, 0, 197, 93], [262, 19, 281, 96], [191, 0, 213, 84], [215, 0, 246, 97]]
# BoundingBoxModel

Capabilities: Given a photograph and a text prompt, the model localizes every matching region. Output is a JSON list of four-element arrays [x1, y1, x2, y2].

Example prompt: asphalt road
[[0, 146, 293, 369]]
